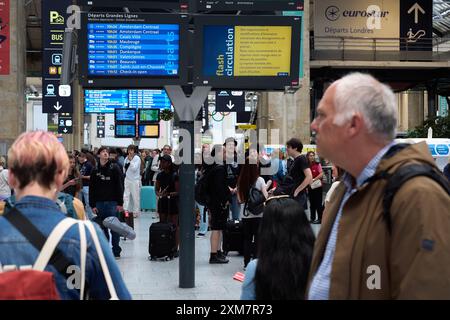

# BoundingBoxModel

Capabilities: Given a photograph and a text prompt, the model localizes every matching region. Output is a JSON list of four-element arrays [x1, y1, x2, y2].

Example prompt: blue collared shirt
[[308, 142, 396, 300]]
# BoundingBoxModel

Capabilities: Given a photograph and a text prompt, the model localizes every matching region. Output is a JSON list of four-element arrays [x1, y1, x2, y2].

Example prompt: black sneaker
[[217, 250, 227, 259], [173, 250, 180, 258], [209, 255, 229, 264], [114, 254, 121, 260]]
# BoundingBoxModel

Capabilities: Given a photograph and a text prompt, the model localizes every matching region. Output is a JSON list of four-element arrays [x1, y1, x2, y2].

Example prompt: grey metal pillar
[[165, 85, 211, 289], [427, 84, 437, 118]]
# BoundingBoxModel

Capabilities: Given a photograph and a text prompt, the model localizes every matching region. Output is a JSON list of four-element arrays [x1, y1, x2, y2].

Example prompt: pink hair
[[8, 131, 69, 189]]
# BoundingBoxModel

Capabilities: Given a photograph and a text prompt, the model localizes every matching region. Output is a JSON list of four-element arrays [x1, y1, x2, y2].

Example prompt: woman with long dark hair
[[241, 196, 315, 300], [237, 157, 271, 269], [61, 154, 82, 197]]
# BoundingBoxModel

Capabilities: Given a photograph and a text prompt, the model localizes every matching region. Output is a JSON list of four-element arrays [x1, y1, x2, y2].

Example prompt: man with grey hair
[[307, 73, 450, 299]]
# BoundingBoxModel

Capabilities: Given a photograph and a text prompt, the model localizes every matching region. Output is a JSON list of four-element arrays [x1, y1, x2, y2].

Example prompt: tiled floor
[[115, 210, 320, 300]]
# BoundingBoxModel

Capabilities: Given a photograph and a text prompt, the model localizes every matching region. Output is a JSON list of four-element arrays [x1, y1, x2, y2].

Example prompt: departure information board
[[84, 89, 172, 113], [115, 124, 137, 138], [115, 109, 136, 122], [129, 90, 171, 109], [87, 22, 179, 76], [80, 13, 188, 88], [85, 90, 128, 113]]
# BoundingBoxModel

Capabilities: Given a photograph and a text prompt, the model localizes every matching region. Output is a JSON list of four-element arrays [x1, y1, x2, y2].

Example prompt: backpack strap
[[33, 218, 79, 271], [83, 220, 119, 300], [4, 207, 74, 278], [362, 143, 450, 234], [382, 163, 450, 234]]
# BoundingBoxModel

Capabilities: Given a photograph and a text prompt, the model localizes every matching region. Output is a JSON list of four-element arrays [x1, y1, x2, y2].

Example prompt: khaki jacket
[[307, 142, 450, 299]]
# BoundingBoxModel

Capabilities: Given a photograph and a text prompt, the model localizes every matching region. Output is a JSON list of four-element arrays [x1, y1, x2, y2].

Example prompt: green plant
[[407, 115, 450, 138], [160, 109, 174, 121]]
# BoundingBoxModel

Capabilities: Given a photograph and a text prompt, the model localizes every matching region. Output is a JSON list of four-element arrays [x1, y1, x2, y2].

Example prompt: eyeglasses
[[264, 195, 290, 206]]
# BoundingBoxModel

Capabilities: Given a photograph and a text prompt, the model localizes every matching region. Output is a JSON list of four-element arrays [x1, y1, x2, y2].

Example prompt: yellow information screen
[[234, 26, 292, 76]]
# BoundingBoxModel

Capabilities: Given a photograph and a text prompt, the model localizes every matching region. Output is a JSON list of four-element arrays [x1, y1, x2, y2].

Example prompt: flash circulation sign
[[194, 15, 301, 89], [203, 25, 292, 77]]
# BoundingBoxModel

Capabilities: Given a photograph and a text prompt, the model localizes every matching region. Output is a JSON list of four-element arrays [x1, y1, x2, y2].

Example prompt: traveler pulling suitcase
[[148, 222, 177, 261], [222, 220, 244, 256]]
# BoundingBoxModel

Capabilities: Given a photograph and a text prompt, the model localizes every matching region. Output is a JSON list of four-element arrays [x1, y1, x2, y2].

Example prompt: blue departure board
[[85, 89, 172, 113], [115, 109, 136, 122], [129, 90, 172, 109], [87, 23, 180, 76], [115, 124, 136, 138], [85, 90, 128, 113]]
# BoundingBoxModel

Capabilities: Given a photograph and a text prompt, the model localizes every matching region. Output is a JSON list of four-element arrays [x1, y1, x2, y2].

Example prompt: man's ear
[[347, 113, 364, 138]]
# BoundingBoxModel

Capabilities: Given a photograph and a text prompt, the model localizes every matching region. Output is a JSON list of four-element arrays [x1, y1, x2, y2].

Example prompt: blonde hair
[[0, 156, 5, 167], [8, 131, 69, 189]]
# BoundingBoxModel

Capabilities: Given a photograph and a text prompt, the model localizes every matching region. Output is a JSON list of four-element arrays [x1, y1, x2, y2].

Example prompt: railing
[[310, 36, 450, 62]]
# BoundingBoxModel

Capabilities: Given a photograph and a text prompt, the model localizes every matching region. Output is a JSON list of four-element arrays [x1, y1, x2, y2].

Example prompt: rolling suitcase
[[222, 220, 244, 256], [141, 186, 157, 211], [148, 222, 176, 261]]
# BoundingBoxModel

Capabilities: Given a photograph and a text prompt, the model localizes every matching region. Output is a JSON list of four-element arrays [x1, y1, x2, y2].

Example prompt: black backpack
[[365, 144, 450, 234], [243, 186, 265, 216], [195, 167, 215, 206]]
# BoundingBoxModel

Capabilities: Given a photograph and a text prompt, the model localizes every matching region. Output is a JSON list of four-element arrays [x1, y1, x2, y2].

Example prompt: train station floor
[[115, 211, 320, 300]]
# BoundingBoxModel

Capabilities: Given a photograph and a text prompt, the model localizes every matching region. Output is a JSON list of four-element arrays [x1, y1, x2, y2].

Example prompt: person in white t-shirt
[[237, 155, 271, 269], [0, 156, 11, 201], [123, 145, 142, 222]]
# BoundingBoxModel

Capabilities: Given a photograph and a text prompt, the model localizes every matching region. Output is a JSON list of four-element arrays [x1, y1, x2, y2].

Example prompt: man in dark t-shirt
[[285, 138, 313, 209], [272, 139, 312, 201]]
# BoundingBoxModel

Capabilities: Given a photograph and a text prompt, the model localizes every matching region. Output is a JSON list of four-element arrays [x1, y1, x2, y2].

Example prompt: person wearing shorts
[[204, 145, 232, 264]]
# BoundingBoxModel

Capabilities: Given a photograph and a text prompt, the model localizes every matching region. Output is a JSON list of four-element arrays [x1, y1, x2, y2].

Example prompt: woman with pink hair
[[0, 131, 131, 300]]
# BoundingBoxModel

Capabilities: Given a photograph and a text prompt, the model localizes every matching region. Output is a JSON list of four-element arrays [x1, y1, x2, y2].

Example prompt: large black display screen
[[79, 13, 188, 87], [194, 15, 301, 89]]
